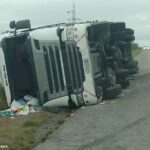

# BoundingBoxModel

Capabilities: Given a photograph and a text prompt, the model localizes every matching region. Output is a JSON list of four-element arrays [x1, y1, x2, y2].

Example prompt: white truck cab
[[0, 20, 85, 107]]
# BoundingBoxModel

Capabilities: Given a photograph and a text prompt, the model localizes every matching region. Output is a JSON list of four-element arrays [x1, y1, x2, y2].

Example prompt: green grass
[[22, 120, 40, 127], [132, 48, 142, 58], [0, 112, 57, 150]]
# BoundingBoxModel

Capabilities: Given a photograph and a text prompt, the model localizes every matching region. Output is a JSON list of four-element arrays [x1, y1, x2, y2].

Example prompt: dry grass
[[0, 111, 65, 150]]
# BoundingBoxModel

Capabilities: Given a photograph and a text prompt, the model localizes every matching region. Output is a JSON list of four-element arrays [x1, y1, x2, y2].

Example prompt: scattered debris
[[100, 100, 118, 105], [81, 106, 85, 109], [16, 105, 29, 115], [11, 98, 26, 112], [0, 95, 40, 117], [110, 101, 118, 104], [24, 95, 39, 106], [100, 101, 106, 105], [10, 116, 15, 119], [0, 109, 15, 117]]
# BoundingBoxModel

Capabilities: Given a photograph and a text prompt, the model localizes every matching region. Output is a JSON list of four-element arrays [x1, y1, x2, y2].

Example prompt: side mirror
[[57, 27, 64, 37], [15, 19, 31, 30], [9, 20, 16, 29]]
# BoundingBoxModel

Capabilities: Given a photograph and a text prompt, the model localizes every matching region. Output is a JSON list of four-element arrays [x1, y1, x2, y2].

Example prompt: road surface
[[34, 50, 150, 150]]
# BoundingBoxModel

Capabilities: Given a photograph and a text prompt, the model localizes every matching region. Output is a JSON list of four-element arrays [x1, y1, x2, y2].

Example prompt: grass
[[132, 48, 143, 58], [0, 111, 65, 150], [22, 120, 40, 127]]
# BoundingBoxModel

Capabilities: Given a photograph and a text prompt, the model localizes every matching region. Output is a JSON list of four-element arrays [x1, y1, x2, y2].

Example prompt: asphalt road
[[34, 50, 150, 150]]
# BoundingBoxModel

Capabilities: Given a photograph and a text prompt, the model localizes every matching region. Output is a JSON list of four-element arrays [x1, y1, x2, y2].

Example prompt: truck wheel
[[124, 61, 138, 69], [128, 67, 139, 75], [110, 22, 126, 32], [95, 84, 103, 103], [125, 28, 134, 34], [111, 32, 134, 41], [103, 84, 121, 99], [111, 31, 126, 39], [119, 79, 130, 88], [117, 68, 129, 79], [125, 35, 135, 41]]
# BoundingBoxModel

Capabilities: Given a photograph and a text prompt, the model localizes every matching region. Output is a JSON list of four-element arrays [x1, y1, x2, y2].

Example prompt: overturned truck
[[0, 19, 138, 108]]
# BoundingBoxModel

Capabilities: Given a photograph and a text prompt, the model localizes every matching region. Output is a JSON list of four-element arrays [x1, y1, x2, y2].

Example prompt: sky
[[0, 0, 150, 46]]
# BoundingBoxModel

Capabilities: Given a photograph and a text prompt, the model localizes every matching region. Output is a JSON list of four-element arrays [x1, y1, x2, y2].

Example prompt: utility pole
[[67, 2, 80, 24], [72, 2, 76, 24]]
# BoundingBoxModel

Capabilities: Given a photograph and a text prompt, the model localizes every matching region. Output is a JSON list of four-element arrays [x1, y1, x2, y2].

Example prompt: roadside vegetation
[[0, 111, 65, 150], [132, 48, 142, 58], [132, 42, 143, 58]]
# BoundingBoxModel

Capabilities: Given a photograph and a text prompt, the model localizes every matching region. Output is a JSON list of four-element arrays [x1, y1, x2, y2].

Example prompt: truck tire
[[125, 35, 135, 41], [124, 61, 138, 69], [110, 22, 126, 32], [111, 31, 126, 39], [125, 28, 134, 34], [117, 68, 129, 78], [119, 79, 130, 88], [103, 84, 121, 99], [128, 67, 139, 75], [111, 32, 135, 41]]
